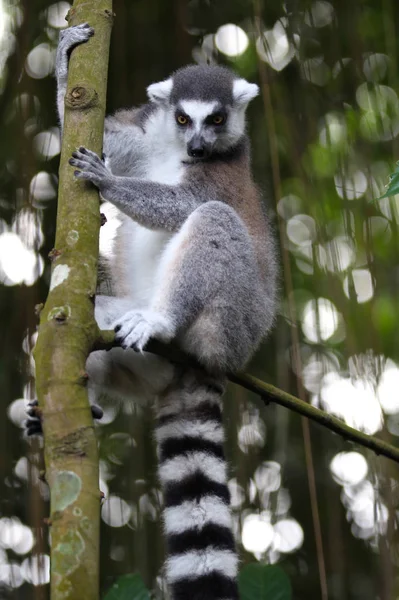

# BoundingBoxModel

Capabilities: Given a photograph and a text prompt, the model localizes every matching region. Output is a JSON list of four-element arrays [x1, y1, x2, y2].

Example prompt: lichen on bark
[[33, 2, 113, 598]]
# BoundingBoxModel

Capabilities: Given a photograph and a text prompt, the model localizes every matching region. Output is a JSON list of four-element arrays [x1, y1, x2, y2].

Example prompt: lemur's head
[[147, 65, 259, 159]]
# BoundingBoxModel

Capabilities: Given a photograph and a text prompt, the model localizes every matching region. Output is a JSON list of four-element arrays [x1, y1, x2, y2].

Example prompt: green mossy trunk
[[33, 2, 113, 598]]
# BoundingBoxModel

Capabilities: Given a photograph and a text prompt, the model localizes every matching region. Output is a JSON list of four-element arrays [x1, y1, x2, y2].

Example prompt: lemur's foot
[[113, 310, 175, 352], [25, 400, 103, 437], [69, 147, 113, 188], [25, 400, 43, 436]]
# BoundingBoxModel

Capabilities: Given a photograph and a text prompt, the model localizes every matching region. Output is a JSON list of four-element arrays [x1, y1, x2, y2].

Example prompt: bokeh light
[[215, 24, 249, 57], [2, 1, 399, 597]]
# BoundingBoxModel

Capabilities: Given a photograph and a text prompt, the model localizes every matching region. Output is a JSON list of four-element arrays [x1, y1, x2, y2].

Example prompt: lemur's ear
[[147, 78, 173, 104], [233, 79, 259, 106]]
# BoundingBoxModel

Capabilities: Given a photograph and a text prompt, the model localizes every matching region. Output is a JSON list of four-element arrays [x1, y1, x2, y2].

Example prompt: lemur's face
[[147, 65, 259, 160], [173, 100, 237, 159]]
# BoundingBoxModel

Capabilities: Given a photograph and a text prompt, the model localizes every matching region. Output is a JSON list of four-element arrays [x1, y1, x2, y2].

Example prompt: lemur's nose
[[188, 146, 205, 158], [188, 135, 207, 158]]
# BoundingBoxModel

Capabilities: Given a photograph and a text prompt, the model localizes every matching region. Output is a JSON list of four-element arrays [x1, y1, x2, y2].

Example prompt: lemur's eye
[[212, 114, 225, 125], [177, 114, 189, 125]]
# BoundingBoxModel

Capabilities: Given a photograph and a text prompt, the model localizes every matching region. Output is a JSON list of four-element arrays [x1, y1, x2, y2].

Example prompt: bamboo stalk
[[33, 3, 113, 598]]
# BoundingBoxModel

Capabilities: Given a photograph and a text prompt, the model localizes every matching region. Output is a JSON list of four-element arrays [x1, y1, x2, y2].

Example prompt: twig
[[96, 331, 399, 465], [229, 372, 399, 463]]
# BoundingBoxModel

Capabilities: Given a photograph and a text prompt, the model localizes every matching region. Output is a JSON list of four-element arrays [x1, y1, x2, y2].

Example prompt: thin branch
[[96, 331, 399, 465], [229, 372, 399, 463]]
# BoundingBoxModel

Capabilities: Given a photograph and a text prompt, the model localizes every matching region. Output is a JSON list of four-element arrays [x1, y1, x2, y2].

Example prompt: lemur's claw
[[69, 147, 111, 187], [91, 404, 104, 420], [25, 400, 42, 437], [59, 23, 95, 50], [112, 310, 175, 352]]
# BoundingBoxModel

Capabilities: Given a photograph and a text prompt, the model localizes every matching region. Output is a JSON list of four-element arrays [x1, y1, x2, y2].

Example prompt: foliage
[[238, 564, 292, 600], [379, 162, 399, 198], [104, 566, 292, 600], [103, 574, 150, 600]]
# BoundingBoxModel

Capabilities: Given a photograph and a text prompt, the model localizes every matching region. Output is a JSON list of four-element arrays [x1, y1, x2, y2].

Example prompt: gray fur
[[56, 23, 278, 600], [69, 146, 204, 230], [171, 64, 235, 105], [56, 23, 94, 129]]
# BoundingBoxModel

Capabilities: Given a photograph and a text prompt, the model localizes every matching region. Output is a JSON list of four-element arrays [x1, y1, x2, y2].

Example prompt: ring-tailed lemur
[[53, 22, 277, 600]]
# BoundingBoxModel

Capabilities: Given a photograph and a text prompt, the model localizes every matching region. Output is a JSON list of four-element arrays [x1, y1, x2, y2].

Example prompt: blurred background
[[1, 0, 399, 598]]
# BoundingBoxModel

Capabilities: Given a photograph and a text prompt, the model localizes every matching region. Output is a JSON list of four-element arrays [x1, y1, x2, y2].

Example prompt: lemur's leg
[[55, 23, 94, 128], [114, 201, 265, 372]]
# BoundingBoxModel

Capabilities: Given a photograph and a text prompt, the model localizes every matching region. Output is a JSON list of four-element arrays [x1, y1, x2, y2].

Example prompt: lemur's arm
[[69, 147, 205, 231], [56, 24, 145, 177], [58, 25, 204, 231], [55, 23, 94, 130]]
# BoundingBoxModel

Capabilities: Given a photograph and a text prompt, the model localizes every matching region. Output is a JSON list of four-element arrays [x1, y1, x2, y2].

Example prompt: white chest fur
[[113, 153, 184, 306], [147, 148, 184, 186], [105, 106, 187, 305], [122, 223, 173, 306]]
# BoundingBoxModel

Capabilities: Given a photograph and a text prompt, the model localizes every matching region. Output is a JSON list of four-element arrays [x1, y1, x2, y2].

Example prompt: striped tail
[[155, 370, 239, 600]]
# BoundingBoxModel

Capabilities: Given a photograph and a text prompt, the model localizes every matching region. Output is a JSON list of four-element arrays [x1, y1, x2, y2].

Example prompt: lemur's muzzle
[[187, 135, 210, 159]]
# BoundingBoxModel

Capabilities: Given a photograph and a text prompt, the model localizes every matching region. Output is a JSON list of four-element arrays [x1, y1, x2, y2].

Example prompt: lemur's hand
[[69, 147, 113, 188], [59, 22, 94, 45], [57, 23, 94, 80]]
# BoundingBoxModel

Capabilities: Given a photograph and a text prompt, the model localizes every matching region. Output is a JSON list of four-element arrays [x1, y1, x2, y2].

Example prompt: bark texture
[[33, 2, 113, 598]]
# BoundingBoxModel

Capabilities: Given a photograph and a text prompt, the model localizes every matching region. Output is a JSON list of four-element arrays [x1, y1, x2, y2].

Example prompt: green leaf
[[379, 162, 399, 198], [103, 573, 150, 600], [238, 563, 292, 600]]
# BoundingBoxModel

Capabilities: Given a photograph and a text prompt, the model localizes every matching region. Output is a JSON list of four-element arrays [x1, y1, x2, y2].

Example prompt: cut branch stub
[[66, 86, 98, 110]]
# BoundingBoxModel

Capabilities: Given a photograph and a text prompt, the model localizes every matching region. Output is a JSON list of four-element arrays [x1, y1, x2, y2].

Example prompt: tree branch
[[95, 332, 399, 465], [229, 372, 399, 464], [33, 4, 113, 600]]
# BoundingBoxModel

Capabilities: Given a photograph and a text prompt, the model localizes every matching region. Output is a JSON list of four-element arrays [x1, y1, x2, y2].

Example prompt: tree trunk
[[33, 2, 113, 598]]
